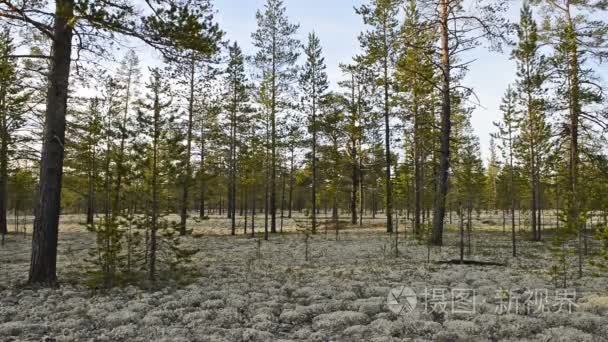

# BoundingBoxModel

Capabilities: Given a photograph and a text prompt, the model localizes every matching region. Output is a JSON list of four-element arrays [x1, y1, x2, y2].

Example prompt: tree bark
[[86, 168, 94, 225], [413, 99, 422, 236], [383, 34, 393, 234], [180, 56, 196, 235], [28, 0, 74, 286], [351, 150, 359, 225], [431, 0, 452, 246], [149, 79, 161, 282], [199, 114, 206, 219], [312, 97, 317, 234], [565, 6, 582, 278], [0, 118, 8, 235], [288, 148, 294, 219]]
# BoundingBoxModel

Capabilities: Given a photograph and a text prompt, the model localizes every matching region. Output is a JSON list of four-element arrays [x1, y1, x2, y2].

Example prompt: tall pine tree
[[299, 32, 328, 234], [252, 0, 300, 235]]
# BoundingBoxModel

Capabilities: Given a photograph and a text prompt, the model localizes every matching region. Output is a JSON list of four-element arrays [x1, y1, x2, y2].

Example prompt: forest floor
[[0, 214, 607, 341]]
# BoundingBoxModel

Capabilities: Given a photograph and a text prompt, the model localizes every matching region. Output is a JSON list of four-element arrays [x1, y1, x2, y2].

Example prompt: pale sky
[[212, 0, 523, 162]]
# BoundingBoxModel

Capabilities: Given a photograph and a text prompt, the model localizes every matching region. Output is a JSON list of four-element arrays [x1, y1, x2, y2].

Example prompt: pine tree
[[395, 0, 436, 236], [113, 50, 141, 216], [65, 97, 104, 226], [513, 1, 550, 241], [300, 32, 329, 233], [136, 68, 173, 282], [174, 33, 223, 235], [194, 65, 222, 219], [0, 0, 223, 286], [225, 42, 250, 236], [281, 119, 304, 220], [339, 64, 362, 226], [356, 0, 402, 233], [338, 58, 376, 227], [486, 137, 500, 214], [429, 0, 510, 246], [252, 0, 300, 235], [453, 131, 485, 261], [538, 0, 608, 277], [0, 31, 30, 236], [318, 93, 347, 234], [493, 86, 519, 257]]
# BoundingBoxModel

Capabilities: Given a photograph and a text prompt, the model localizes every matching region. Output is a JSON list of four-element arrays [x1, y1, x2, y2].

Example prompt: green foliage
[[251, 0, 300, 89], [84, 216, 130, 288], [149, 218, 200, 284], [591, 224, 608, 276], [84, 213, 199, 288]]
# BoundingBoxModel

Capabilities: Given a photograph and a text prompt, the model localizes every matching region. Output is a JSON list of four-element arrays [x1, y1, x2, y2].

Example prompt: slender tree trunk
[[537, 181, 542, 240], [432, 0, 452, 246], [0, 123, 8, 235], [510, 127, 517, 257], [288, 148, 294, 219], [351, 144, 359, 225], [264, 110, 270, 240], [280, 170, 286, 233], [86, 168, 95, 225], [244, 186, 248, 235], [525, 59, 538, 242], [467, 204, 472, 255], [148, 86, 162, 282], [372, 187, 376, 219], [230, 93, 237, 236], [103, 109, 113, 288], [251, 175, 256, 238], [459, 206, 464, 263], [29, 0, 74, 286], [383, 44, 393, 234], [113, 68, 133, 216], [359, 156, 364, 227], [311, 102, 317, 234], [270, 37, 277, 235], [413, 100, 422, 236], [565, 7, 582, 278], [180, 56, 196, 235], [0, 58, 9, 236], [199, 118, 206, 219]]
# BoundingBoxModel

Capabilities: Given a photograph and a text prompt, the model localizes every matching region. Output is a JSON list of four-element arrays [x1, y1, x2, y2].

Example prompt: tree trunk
[[459, 206, 464, 264], [148, 81, 162, 282], [180, 57, 196, 235], [431, 0, 451, 246], [351, 145, 359, 225], [270, 38, 277, 235], [29, 0, 74, 286], [311, 100, 317, 234], [359, 158, 363, 227], [383, 48, 393, 234], [243, 187, 248, 235], [264, 110, 270, 240], [288, 148, 294, 219], [113, 67, 133, 216], [251, 175, 256, 238], [413, 100, 422, 237], [230, 95, 237, 235], [280, 171, 286, 233], [565, 9, 582, 278], [199, 118, 206, 219], [0, 124, 8, 235], [86, 169, 95, 225]]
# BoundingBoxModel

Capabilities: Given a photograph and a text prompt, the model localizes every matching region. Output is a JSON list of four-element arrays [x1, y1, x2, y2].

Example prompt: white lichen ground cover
[[1, 216, 607, 341]]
